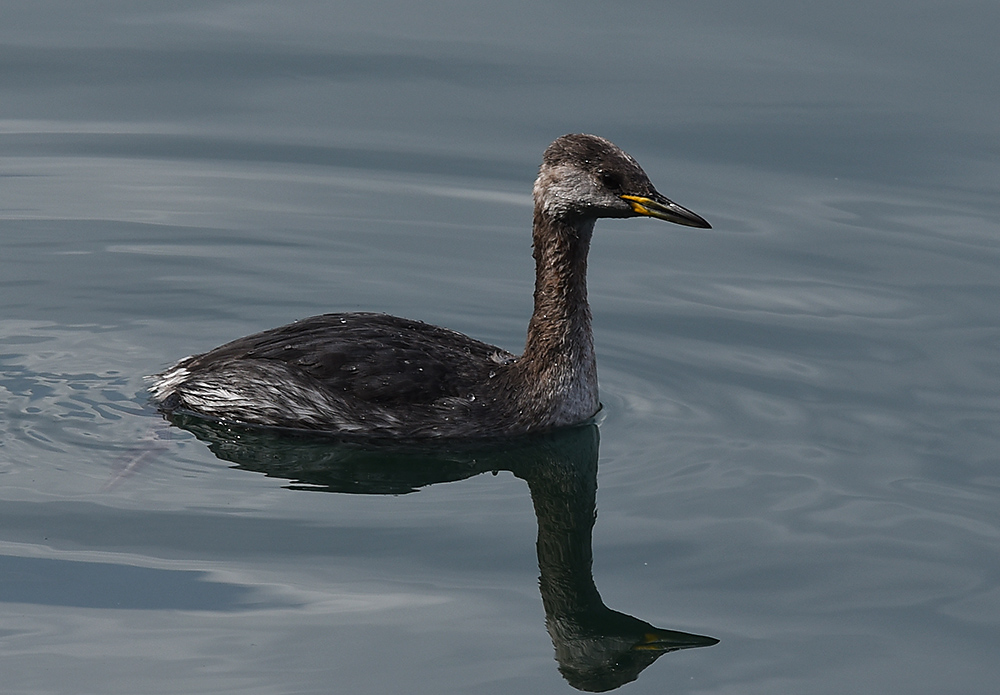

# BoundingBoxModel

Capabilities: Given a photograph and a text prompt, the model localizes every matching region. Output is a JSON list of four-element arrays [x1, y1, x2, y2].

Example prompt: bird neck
[[516, 210, 599, 423], [526, 211, 595, 354]]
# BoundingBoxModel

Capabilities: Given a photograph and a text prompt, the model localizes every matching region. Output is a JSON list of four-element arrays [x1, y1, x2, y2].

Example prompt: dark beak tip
[[678, 211, 712, 229]]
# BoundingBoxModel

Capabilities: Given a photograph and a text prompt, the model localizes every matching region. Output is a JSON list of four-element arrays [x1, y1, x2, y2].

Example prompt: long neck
[[526, 211, 595, 353], [515, 209, 599, 426]]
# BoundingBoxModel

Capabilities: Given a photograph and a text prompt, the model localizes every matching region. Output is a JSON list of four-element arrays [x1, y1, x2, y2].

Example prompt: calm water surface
[[2, 2, 999, 693]]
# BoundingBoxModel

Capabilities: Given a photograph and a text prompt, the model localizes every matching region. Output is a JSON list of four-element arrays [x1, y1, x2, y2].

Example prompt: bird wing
[[182, 313, 514, 406]]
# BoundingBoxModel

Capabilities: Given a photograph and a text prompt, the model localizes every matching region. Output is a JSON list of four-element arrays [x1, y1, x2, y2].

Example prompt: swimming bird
[[149, 134, 711, 438]]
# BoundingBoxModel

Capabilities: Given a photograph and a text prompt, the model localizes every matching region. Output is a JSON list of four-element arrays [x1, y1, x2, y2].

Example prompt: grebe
[[150, 134, 711, 438]]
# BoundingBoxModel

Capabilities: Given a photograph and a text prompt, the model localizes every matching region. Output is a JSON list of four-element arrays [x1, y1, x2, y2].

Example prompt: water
[[2, 2, 999, 693]]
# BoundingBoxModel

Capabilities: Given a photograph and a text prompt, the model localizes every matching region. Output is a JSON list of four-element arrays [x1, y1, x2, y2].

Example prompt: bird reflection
[[166, 414, 718, 691]]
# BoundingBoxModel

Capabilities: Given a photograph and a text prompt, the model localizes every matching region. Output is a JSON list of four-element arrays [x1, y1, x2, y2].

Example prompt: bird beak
[[621, 193, 712, 229], [631, 630, 720, 652]]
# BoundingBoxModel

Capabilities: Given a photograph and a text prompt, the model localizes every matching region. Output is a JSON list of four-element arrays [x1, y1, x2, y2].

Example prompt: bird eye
[[598, 170, 623, 190]]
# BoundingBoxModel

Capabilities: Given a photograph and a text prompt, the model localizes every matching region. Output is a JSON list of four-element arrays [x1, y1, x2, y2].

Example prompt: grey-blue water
[[2, 2, 999, 693]]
